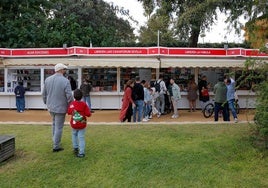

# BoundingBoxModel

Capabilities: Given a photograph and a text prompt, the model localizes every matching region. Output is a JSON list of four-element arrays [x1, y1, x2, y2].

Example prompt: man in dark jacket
[[14, 82, 25, 112], [213, 77, 229, 121], [80, 78, 94, 113], [132, 76, 144, 122]]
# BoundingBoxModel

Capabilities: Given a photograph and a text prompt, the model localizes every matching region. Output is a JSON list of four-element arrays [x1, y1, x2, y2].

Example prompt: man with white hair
[[42, 63, 74, 152]]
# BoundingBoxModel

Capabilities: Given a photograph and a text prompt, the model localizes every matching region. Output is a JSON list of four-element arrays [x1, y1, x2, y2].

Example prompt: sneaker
[[172, 115, 178, 119], [142, 118, 148, 122], [149, 115, 152, 119], [77, 153, 85, 158], [53, 147, 64, 152], [234, 118, 238, 123], [157, 113, 161, 118]]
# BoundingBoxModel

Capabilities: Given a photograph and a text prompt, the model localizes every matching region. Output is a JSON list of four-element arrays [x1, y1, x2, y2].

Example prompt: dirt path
[[0, 109, 255, 124]]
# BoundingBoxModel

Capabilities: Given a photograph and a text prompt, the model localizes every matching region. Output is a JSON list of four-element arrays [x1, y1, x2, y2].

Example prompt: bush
[[254, 80, 268, 148], [250, 60, 268, 149]]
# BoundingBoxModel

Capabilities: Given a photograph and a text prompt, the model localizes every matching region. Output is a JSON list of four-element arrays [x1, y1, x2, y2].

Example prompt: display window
[[45, 68, 78, 89], [198, 68, 230, 90], [160, 68, 194, 91], [0, 69, 4, 92], [7, 69, 41, 92], [44, 69, 55, 80], [66, 69, 78, 90], [82, 68, 117, 92], [120, 68, 156, 91]]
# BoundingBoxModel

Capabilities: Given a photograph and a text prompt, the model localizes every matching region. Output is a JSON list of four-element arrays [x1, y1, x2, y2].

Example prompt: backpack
[[72, 110, 83, 122], [154, 80, 162, 93]]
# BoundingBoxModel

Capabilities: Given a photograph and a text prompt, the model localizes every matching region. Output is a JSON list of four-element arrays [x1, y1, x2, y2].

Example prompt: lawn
[[0, 123, 268, 188]]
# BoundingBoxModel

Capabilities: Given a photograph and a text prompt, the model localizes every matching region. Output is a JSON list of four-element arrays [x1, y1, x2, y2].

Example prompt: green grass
[[0, 123, 268, 188]]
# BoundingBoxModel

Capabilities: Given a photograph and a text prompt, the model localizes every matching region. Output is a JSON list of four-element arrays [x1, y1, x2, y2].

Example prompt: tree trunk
[[188, 28, 200, 47]]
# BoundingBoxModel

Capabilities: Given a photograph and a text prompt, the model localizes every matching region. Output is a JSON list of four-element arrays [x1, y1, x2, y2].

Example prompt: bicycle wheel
[[203, 103, 214, 118]]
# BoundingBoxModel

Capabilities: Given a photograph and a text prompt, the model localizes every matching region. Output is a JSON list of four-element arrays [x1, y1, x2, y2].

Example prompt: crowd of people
[[118, 74, 239, 123], [197, 74, 239, 123], [119, 75, 182, 123], [19, 63, 239, 158]]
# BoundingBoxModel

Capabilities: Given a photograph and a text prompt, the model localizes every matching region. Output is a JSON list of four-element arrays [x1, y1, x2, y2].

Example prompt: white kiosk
[[0, 46, 267, 109]]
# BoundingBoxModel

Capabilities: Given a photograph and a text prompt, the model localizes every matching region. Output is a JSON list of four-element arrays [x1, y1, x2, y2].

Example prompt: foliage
[[0, 0, 53, 48], [50, 0, 135, 47], [135, 41, 250, 48], [138, 0, 267, 47], [252, 61, 268, 149], [0, 0, 135, 48], [1, 124, 268, 187], [244, 14, 268, 48], [138, 14, 174, 45], [235, 57, 268, 149], [254, 81, 268, 146]]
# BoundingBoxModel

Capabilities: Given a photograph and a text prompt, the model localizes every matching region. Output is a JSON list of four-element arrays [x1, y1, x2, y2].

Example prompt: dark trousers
[[214, 102, 229, 121], [123, 103, 133, 122]]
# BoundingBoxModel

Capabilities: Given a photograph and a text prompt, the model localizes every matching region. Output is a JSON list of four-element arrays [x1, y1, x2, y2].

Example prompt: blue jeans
[[144, 103, 152, 118], [49, 112, 66, 149], [133, 100, 144, 122], [228, 99, 238, 119], [16, 97, 25, 112], [72, 128, 86, 155], [82, 96, 91, 109]]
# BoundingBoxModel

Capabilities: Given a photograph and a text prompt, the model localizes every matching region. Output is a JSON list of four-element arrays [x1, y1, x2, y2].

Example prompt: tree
[[139, 14, 174, 46], [138, 0, 267, 47], [138, 0, 219, 47], [244, 15, 268, 49], [49, 0, 136, 47], [0, 0, 53, 48], [0, 0, 136, 48]]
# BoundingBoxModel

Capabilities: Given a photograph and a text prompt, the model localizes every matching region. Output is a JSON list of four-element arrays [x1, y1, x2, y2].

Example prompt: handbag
[[201, 89, 209, 96]]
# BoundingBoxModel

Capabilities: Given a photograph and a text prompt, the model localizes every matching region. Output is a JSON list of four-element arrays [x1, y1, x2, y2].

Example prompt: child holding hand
[[67, 89, 91, 158]]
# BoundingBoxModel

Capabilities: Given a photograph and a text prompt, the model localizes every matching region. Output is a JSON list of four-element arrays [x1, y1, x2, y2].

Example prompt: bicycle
[[203, 99, 240, 118], [203, 101, 214, 118]]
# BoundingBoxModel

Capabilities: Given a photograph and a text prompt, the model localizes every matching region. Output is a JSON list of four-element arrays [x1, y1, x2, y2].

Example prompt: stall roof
[[3, 58, 70, 66], [68, 58, 159, 68], [3, 58, 160, 68], [160, 58, 246, 68]]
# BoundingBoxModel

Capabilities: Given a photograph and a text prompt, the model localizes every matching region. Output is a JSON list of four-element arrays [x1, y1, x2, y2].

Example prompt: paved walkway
[[0, 109, 255, 125]]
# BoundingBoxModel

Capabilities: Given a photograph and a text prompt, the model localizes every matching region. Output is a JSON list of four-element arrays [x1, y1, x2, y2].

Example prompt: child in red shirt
[[67, 89, 91, 158]]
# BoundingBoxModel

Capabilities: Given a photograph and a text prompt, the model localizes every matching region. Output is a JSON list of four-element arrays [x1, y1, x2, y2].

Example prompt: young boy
[[67, 89, 91, 158]]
